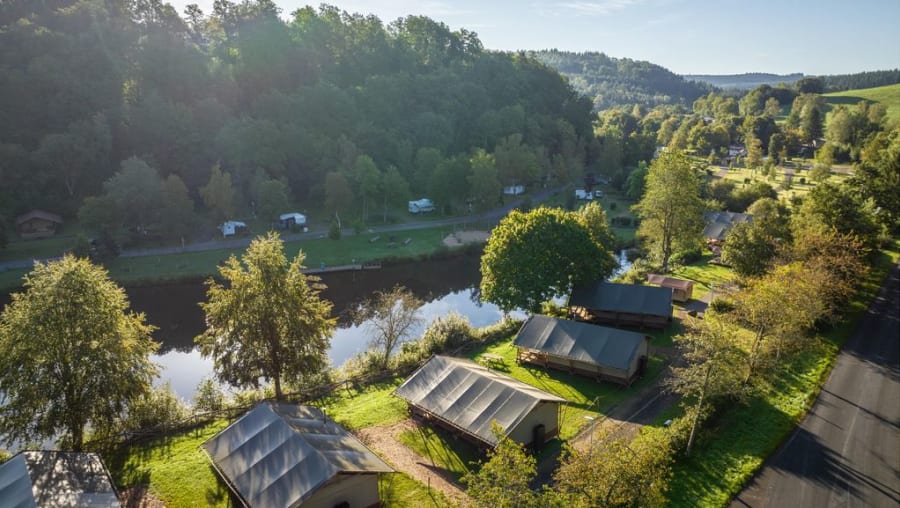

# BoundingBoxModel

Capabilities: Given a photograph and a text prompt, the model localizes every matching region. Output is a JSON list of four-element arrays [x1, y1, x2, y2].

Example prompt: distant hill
[[824, 83, 900, 125], [685, 73, 804, 90], [532, 50, 714, 110]]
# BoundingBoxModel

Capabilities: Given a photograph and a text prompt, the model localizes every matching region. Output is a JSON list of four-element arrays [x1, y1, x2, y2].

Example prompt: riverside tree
[[633, 150, 705, 273], [0, 256, 159, 451], [462, 424, 538, 508], [480, 206, 617, 313], [196, 233, 336, 400], [353, 285, 423, 369]]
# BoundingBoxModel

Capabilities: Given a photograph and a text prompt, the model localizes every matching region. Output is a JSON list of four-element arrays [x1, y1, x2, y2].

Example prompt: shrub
[[799, 177, 806, 185], [671, 246, 702, 266], [328, 219, 341, 240], [193, 377, 227, 414], [609, 202, 618, 211], [615, 258, 654, 284], [476, 318, 524, 343], [120, 382, 190, 433], [540, 301, 569, 318], [708, 297, 735, 313], [420, 312, 475, 352]]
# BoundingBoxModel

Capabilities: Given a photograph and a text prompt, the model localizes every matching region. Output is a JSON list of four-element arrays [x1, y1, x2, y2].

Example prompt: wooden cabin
[[569, 281, 673, 329], [647, 274, 695, 302]]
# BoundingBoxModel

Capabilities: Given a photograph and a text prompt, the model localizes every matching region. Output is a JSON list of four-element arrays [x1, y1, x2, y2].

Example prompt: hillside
[[824, 83, 900, 125], [685, 73, 804, 90], [532, 50, 713, 110]]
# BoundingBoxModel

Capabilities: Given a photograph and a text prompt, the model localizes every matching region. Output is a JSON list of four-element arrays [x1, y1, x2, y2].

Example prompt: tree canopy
[[0, 256, 158, 451], [196, 233, 336, 400], [480, 206, 616, 313], [634, 150, 705, 272]]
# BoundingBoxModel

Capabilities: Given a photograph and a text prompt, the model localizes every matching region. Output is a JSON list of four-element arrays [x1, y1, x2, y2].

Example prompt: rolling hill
[[685, 73, 804, 90], [823, 83, 900, 125]]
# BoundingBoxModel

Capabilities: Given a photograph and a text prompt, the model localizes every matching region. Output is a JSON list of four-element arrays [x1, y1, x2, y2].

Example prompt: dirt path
[[358, 420, 470, 507]]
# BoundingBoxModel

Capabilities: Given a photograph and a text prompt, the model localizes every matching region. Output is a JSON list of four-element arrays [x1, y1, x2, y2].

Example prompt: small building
[[0, 450, 120, 507], [569, 281, 673, 329], [394, 355, 566, 448], [15, 210, 63, 239], [646, 274, 695, 302], [703, 211, 752, 243], [202, 402, 393, 508], [514, 315, 650, 386]]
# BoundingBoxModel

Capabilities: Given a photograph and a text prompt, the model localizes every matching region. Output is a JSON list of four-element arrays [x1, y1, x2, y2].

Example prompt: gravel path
[[358, 419, 471, 507]]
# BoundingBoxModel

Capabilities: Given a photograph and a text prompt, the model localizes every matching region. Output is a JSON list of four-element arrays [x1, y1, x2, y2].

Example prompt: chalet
[[569, 281, 673, 329], [202, 402, 393, 508], [15, 210, 63, 239], [646, 274, 695, 302], [703, 211, 752, 243], [514, 315, 650, 386], [394, 355, 565, 449], [0, 451, 120, 507]]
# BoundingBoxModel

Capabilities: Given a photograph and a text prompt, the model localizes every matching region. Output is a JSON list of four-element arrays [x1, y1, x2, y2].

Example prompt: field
[[824, 83, 900, 125]]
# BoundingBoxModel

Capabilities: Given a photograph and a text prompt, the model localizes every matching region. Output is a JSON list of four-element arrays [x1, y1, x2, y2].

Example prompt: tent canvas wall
[[514, 315, 650, 385], [394, 355, 565, 448], [646, 274, 694, 302]]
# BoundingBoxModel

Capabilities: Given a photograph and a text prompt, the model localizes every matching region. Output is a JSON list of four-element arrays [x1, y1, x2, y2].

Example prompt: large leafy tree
[[196, 233, 335, 400], [668, 313, 746, 454], [0, 256, 158, 451], [480, 207, 616, 313], [462, 424, 538, 508], [634, 150, 705, 272]]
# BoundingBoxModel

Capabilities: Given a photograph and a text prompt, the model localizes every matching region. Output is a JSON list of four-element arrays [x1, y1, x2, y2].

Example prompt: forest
[[0, 0, 595, 247]]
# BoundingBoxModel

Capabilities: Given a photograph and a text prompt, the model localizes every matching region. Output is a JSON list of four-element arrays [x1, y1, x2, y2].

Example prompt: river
[[0, 251, 630, 402]]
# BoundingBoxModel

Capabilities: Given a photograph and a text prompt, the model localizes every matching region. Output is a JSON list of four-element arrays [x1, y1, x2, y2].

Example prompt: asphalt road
[[730, 264, 900, 508]]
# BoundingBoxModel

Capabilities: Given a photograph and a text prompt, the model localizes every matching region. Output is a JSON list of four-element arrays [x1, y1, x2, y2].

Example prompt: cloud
[[557, 0, 642, 15]]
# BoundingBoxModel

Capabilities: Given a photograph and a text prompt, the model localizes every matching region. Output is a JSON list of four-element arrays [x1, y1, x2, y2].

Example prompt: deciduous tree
[[462, 423, 538, 508], [353, 286, 422, 369], [481, 207, 615, 313], [634, 150, 705, 272], [196, 233, 336, 400], [0, 256, 158, 451], [200, 164, 236, 222]]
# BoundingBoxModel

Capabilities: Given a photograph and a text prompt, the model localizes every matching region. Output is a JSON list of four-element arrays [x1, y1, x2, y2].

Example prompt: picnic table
[[481, 353, 505, 369]]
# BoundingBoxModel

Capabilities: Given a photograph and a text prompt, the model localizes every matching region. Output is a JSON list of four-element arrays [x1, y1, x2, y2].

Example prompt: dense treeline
[[684, 73, 804, 90], [533, 50, 714, 110], [823, 69, 900, 92], [0, 0, 594, 244]]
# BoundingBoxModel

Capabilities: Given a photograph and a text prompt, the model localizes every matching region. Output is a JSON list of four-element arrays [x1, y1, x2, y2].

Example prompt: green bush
[[118, 383, 190, 434], [609, 202, 618, 211], [193, 377, 227, 414], [708, 298, 736, 314], [328, 220, 341, 240]]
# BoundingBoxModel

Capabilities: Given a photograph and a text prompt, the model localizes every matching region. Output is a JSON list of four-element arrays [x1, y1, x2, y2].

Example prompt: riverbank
[[0, 224, 487, 292]]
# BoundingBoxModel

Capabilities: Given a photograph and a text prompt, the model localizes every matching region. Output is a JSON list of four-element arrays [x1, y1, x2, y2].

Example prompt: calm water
[[0, 251, 630, 402]]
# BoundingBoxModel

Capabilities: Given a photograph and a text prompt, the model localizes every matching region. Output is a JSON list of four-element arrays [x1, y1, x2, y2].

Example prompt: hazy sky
[[169, 0, 900, 75]]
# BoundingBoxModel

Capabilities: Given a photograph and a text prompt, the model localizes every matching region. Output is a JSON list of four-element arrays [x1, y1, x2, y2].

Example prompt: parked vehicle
[[219, 221, 247, 237], [408, 198, 436, 213]]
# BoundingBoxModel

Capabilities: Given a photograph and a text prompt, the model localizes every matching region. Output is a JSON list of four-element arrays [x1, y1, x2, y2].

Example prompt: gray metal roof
[[394, 356, 566, 446], [514, 315, 647, 371], [0, 451, 120, 508], [202, 402, 392, 508], [703, 211, 752, 240], [569, 282, 673, 318], [647, 274, 694, 291]]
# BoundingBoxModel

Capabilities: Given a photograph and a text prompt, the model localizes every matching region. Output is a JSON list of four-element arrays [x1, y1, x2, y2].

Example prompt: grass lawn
[[380, 471, 449, 507], [0, 226, 456, 291], [665, 241, 900, 507], [316, 378, 409, 431], [670, 254, 736, 301], [823, 83, 900, 126], [398, 425, 481, 482], [103, 420, 233, 508]]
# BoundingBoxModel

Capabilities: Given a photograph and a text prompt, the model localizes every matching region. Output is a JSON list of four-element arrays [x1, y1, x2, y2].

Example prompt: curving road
[[730, 264, 900, 507]]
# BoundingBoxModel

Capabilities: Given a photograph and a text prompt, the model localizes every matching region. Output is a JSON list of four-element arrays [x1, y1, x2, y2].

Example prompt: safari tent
[[646, 274, 695, 302], [202, 402, 393, 508], [394, 355, 565, 448], [514, 315, 650, 385], [0, 451, 120, 507], [569, 281, 673, 329]]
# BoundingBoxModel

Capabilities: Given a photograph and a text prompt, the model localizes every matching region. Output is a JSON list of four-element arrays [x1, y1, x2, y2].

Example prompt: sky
[[169, 0, 900, 75]]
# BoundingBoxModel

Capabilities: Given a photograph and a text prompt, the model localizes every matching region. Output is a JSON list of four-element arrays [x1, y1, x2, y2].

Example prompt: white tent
[[279, 212, 306, 226]]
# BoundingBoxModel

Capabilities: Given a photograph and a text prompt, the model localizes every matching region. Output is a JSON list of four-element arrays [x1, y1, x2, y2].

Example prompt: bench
[[403, 237, 412, 246], [369, 236, 380, 243]]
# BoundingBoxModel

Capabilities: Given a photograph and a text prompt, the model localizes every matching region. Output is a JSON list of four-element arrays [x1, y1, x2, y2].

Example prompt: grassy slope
[[666, 241, 900, 507], [824, 83, 900, 125]]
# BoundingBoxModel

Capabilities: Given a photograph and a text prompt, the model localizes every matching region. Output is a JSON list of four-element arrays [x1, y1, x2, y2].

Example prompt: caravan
[[408, 198, 436, 214]]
